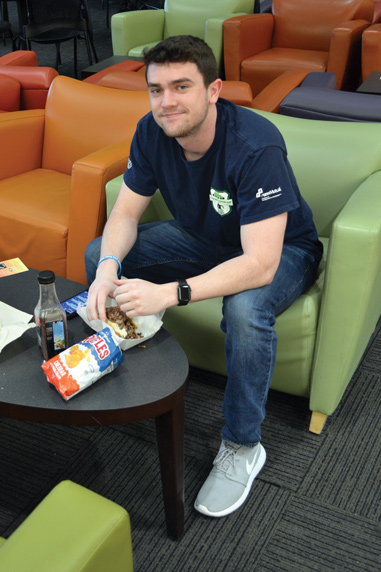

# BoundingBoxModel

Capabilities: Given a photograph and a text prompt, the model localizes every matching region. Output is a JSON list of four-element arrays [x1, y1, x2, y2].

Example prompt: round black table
[[0, 269, 189, 539]]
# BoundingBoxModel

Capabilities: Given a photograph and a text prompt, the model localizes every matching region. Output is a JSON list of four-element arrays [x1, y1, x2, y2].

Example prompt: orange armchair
[[0, 76, 151, 284], [223, 0, 374, 97]]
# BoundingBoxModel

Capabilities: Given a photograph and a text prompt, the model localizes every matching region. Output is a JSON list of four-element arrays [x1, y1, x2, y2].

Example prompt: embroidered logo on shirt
[[256, 187, 282, 201], [209, 188, 233, 216], [127, 158, 132, 169]]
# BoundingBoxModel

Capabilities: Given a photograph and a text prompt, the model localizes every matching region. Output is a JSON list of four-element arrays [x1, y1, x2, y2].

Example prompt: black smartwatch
[[177, 278, 192, 306]]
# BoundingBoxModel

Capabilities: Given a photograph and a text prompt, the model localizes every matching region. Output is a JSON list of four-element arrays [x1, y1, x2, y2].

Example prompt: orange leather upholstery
[[0, 50, 38, 67], [362, 23, 381, 80], [0, 76, 151, 284], [0, 67, 58, 110], [83, 59, 145, 84], [0, 75, 21, 112], [372, 0, 381, 21], [223, 0, 374, 96], [97, 69, 148, 91]]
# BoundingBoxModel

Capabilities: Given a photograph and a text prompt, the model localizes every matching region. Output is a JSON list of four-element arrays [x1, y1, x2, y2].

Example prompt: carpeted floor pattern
[[1, 2, 381, 570]]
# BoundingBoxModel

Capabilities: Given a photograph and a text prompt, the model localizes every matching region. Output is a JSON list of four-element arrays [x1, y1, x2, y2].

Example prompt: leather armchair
[[0, 75, 151, 284], [0, 480, 133, 572], [223, 0, 374, 96], [0, 66, 58, 112], [111, 0, 257, 76], [105, 111, 381, 434]]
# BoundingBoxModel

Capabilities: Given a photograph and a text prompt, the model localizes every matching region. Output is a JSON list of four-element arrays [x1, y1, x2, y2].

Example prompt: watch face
[[178, 283, 191, 304]]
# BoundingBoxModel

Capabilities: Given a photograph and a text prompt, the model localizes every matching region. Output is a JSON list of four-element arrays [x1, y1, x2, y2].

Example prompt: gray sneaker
[[194, 440, 266, 517]]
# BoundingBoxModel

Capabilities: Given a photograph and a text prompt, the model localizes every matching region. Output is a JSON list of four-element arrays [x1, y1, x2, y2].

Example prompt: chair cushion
[[0, 169, 70, 276], [163, 248, 326, 397], [242, 48, 328, 96], [280, 86, 381, 122]]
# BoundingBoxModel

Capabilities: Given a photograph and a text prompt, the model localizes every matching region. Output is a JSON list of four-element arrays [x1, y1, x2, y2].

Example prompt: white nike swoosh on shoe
[[246, 450, 258, 474]]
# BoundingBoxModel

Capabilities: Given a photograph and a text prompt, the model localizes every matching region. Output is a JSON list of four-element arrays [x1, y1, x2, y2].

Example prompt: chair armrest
[[0, 66, 58, 109], [362, 23, 381, 82], [328, 19, 371, 90], [0, 75, 21, 112], [310, 172, 381, 415], [67, 139, 133, 284], [220, 80, 254, 107], [205, 13, 249, 76], [0, 481, 133, 572], [0, 50, 37, 67], [251, 69, 310, 112], [223, 14, 274, 80], [0, 110, 45, 179], [111, 10, 165, 56], [97, 70, 147, 91]]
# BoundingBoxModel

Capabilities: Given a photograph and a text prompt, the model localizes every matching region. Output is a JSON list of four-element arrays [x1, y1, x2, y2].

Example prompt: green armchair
[[0, 480, 133, 571], [105, 111, 381, 435], [111, 0, 256, 76]]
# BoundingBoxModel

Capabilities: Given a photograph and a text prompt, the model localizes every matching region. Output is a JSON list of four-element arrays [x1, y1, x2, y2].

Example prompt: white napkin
[[77, 298, 164, 351], [0, 301, 36, 353]]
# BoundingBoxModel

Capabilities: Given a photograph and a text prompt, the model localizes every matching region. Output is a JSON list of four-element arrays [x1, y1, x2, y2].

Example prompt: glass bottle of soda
[[34, 270, 68, 361]]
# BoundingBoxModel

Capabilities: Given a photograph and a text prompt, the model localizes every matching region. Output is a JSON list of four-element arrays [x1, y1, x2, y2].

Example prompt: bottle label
[[43, 320, 67, 359]]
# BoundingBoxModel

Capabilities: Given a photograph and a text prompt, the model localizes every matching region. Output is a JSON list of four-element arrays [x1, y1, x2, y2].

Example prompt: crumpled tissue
[[0, 301, 36, 353]]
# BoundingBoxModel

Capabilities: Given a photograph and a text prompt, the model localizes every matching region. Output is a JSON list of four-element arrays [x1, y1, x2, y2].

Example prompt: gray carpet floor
[[1, 2, 381, 570], [0, 317, 380, 571]]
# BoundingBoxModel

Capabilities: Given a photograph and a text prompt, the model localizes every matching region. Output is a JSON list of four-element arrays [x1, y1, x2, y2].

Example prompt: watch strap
[[177, 278, 191, 306]]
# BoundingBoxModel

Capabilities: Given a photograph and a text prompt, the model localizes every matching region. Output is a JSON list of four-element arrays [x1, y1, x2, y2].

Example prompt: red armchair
[[0, 50, 57, 112], [0, 50, 38, 67], [0, 66, 58, 112], [223, 0, 374, 97]]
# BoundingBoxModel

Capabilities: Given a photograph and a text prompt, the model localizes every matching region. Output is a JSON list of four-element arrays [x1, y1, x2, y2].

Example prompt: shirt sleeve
[[123, 124, 158, 197], [235, 145, 300, 226]]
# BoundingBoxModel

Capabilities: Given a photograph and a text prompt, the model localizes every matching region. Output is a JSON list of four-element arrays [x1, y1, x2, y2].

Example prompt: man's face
[[146, 61, 219, 139]]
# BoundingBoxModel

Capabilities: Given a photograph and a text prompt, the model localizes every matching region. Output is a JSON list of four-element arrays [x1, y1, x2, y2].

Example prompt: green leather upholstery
[[0, 481, 133, 571], [105, 111, 381, 432], [111, 0, 256, 76]]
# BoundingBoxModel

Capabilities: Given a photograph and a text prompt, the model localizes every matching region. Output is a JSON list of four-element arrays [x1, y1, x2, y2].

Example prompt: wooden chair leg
[[309, 411, 328, 434]]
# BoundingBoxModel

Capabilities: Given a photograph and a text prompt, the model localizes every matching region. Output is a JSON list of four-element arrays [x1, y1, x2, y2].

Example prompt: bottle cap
[[38, 270, 55, 284]]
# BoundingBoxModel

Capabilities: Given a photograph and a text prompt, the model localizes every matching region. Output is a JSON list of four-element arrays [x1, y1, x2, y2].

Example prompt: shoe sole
[[194, 443, 267, 518]]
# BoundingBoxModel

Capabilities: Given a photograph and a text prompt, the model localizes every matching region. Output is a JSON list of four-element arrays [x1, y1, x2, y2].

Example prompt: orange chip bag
[[41, 328, 124, 400]]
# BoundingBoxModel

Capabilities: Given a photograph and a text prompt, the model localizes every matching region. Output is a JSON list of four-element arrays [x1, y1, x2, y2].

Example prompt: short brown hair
[[143, 35, 218, 87]]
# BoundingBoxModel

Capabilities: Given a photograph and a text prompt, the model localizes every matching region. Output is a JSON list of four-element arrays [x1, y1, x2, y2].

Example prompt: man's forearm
[[187, 252, 277, 303], [97, 211, 138, 277]]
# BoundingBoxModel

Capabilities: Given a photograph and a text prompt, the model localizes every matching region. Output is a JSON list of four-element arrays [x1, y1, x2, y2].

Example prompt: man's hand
[[86, 275, 116, 323], [113, 278, 176, 317]]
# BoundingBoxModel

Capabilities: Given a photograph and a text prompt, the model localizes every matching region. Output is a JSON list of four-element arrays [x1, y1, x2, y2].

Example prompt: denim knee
[[221, 290, 275, 338], [85, 236, 102, 286]]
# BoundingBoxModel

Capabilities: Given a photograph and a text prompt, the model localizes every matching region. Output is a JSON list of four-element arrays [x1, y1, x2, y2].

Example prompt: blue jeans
[[85, 220, 320, 446]]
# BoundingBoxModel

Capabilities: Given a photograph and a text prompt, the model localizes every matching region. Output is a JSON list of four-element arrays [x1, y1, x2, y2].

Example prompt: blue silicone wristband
[[98, 255, 122, 278]]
